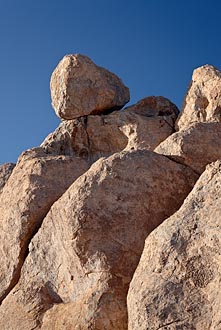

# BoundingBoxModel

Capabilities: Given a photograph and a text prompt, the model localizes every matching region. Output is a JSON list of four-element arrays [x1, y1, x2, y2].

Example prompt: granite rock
[[0, 148, 89, 304], [50, 54, 130, 119], [155, 122, 221, 174], [177, 65, 221, 130], [0, 150, 197, 330], [42, 96, 179, 162], [0, 162, 15, 193], [128, 160, 221, 330]]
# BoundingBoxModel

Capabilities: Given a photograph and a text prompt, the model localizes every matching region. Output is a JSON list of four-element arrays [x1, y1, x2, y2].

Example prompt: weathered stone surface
[[0, 150, 198, 330], [155, 122, 221, 174], [50, 54, 130, 119], [41, 96, 179, 161], [128, 160, 221, 330], [0, 147, 89, 304], [0, 162, 15, 193], [177, 64, 221, 130], [125, 95, 178, 120]]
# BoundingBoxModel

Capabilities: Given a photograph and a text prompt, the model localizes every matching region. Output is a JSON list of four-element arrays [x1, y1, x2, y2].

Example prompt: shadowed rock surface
[[0, 162, 15, 193]]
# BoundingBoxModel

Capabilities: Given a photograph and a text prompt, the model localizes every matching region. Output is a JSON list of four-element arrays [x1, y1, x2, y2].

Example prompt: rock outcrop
[[155, 65, 221, 175], [41, 96, 179, 162], [127, 160, 221, 330], [50, 54, 130, 119], [176, 64, 221, 130], [0, 148, 89, 303], [0, 150, 197, 330], [1, 55, 221, 330], [155, 122, 221, 174], [0, 162, 15, 193]]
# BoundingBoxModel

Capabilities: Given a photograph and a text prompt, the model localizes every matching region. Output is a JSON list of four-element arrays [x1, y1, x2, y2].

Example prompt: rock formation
[[50, 54, 130, 119], [0, 56, 221, 329], [155, 122, 221, 174], [0, 162, 15, 193], [127, 64, 221, 330], [176, 64, 221, 130], [0, 150, 197, 330], [127, 160, 221, 330], [0, 148, 89, 304], [41, 96, 179, 162]]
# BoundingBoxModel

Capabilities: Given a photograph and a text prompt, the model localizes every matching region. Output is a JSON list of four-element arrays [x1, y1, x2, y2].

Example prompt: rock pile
[[0, 56, 221, 329]]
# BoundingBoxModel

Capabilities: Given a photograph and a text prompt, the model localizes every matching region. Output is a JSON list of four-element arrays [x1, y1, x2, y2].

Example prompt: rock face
[[0, 162, 15, 193], [2, 56, 221, 330], [155, 122, 221, 174], [127, 160, 221, 330], [0, 148, 89, 304], [50, 54, 130, 119], [176, 65, 221, 130], [0, 150, 197, 330], [41, 96, 179, 161]]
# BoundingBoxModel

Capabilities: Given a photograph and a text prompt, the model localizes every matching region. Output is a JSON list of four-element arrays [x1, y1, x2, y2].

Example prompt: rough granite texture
[[0, 148, 89, 304], [41, 96, 179, 162], [155, 122, 221, 174], [1, 57, 221, 330], [176, 64, 221, 130], [0, 162, 15, 193], [127, 160, 221, 330], [0, 150, 197, 330], [50, 54, 130, 119]]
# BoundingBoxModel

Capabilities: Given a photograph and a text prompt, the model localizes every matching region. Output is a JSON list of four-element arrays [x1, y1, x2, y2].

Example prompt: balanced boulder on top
[[50, 54, 130, 119]]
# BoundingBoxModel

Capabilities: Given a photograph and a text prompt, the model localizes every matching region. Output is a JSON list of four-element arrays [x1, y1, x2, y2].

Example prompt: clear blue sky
[[1, 0, 221, 164]]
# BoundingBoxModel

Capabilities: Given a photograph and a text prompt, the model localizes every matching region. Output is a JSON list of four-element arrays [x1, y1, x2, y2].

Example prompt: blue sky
[[1, 0, 221, 163]]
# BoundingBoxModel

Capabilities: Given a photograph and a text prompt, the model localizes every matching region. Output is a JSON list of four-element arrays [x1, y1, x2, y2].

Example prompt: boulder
[[50, 54, 130, 119], [155, 122, 221, 174], [0, 150, 198, 330], [0, 162, 15, 193], [177, 64, 221, 130], [0, 147, 89, 303], [41, 96, 179, 161], [127, 160, 221, 330], [125, 95, 178, 120]]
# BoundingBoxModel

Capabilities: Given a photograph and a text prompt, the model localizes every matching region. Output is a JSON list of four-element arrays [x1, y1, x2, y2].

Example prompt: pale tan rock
[[128, 160, 221, 330], [0, 150, 198, 330], [177, 64, 221, 130], [0, 147, 89, 304], [50, 54, 130, 119], [155, 122, 221, 174], [0, 162, 15, 192], [41, 96, 179, 161]]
